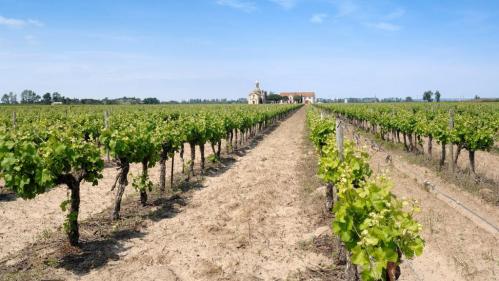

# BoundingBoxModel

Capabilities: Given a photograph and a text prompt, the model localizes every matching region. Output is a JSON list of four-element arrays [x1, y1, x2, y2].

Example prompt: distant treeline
[[318, 91, 498, 103], [1, 90, 247, 105], [2, 89, 496, 105]]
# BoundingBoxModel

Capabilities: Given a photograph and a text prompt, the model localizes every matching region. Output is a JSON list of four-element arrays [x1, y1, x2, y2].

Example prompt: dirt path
[[344, 126, 499, 281], [40, 107, 334, 281]]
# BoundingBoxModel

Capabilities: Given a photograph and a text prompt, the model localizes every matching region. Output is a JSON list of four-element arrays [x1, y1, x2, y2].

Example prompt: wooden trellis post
[[449, 110, 455, 172], [12, 111, 16, 129], [336, 118, 344, 162], [336, 117, 360, 281], [104, 111, 110, 162]]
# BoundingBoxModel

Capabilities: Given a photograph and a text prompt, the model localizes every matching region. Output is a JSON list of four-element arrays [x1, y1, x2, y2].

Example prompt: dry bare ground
[[344, 125, 499, 281], [3, 107, 496, 281], [1, 108, 341, 281], [0, 143, 218, 261], [420, 136, 499, 183], [72, 108, 335, 281]]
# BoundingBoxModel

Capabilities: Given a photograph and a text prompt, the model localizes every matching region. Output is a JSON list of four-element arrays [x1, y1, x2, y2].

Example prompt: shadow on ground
[[0, 191, 16, 202], [0, 111, 297, 281]]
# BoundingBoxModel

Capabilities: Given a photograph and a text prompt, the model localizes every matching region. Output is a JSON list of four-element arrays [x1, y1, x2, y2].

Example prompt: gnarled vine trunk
[[454, 144, 462, 166], [140, 160, 148, 206], [440, 143, 446, 167], [200, 143, 205, 173], [469, 150, 476, 174], [180, 145, 185, 174], [170, 154, 175, 190], [417, 135, 423, 153], [403, 133, 408, 151], [159, 150, 167, 192], [189, 142, 196, 178], [217, 140, 222, 159], [408, 133, 414, 152], [386, 262, 401, 281], [211, 142, 216, 156], [325, 183, 333, 212], [113, 161, 129, 220], [68, 179, 80, 246], [428, 135, 433, 155], [57, 173, 84, 246], [234, 130, 238, 150]]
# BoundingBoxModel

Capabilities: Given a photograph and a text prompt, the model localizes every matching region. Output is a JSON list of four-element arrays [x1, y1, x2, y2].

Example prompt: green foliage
[[60, 199, 71, 212], [0, 121, 104, 245], [266, 93, 285, 103], [207, 154, 220, 163], [0, 104, 301, 245], [63, 211, 78, 234], [319, 139, 371, 187], [422, 91, 433, 102], [100, 115, 162, 165], [307, 110, 335, 150], [316, 102, 499, 150], [434, 91, 441, 102], [143, 97, 160, 104], [333, 176, 424, 280], [307, 107, 425, 281], [131, 173, 154, 192], [0, 126, 103, 199]]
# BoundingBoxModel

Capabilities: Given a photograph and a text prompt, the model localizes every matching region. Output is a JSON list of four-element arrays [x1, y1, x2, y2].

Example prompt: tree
[[294, 95, 303, 103], [143, 97, 160, 104], [474, 95, 480, 100], [422, 91, 433, 102], [435, 90, 441, 102], [1, 94, 10, 104], [405, 96, 413, 102], [9, 92, 18, 104], [42, 92, 52, 104], [20, 89, 40, 104], [20, 91, 28, 103], [52, 92, 62, 102], [266, 93, 284, 103]]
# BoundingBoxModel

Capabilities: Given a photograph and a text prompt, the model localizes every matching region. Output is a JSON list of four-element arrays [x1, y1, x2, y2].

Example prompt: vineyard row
[[0, 104, 301, 246], [315, 102, 499, 175], [307, 107, 424, 281]]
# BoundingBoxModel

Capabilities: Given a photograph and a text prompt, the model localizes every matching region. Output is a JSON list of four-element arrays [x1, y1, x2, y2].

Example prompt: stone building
[[248, 81, 267, 104], [279, 92, 316, 104]]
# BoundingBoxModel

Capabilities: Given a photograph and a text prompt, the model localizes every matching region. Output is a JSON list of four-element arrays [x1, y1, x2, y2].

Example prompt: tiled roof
[[280, 92, 315, 97]]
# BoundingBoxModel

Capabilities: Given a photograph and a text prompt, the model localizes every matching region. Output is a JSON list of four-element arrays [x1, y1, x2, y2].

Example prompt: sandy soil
[[345, 125, 499, 281], [60, 107, 333, 281], [0, 140, 227, 260], [0, 107, 336, 280], [4, 107, 497, 281], [388, 134, 499, 183]]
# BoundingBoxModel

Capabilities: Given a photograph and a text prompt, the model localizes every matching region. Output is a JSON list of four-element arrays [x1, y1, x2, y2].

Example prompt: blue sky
[[1, 0, 499, 100]]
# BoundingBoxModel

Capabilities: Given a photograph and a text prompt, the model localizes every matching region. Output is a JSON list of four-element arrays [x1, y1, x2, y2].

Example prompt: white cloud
[[26, 19, 44, 27], [269, 0, 297, 9], [370, 22, 402, 31], [310, 13, 328, 24], [385, 8, 405, 20], [0, 16, 25, 27], [0, 16, 44, 28], [331, 0, 358, 18], [216, 0, 257, 12]]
